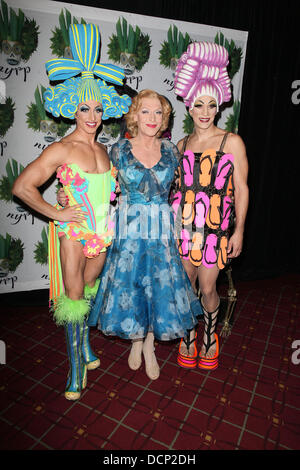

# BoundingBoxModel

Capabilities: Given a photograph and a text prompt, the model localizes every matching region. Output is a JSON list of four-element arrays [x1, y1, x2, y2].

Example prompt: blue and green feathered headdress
[[44, 23, 131, 120]]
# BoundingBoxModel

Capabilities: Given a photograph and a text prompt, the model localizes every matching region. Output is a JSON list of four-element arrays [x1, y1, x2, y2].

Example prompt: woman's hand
[[57, 204, 87, 224], [56, 189, 87, 223], [227, 228, 243, 258]]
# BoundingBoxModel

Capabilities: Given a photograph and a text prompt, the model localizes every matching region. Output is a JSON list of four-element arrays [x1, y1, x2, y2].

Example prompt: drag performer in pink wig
[[173, 41, 249, 370]]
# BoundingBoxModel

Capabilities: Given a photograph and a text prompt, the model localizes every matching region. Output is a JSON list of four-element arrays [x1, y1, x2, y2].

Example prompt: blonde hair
[[125, 89, 171, 137]]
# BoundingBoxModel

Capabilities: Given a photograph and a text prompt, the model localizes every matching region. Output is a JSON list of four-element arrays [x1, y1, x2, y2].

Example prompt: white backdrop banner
[[0, 0, 248, 293]]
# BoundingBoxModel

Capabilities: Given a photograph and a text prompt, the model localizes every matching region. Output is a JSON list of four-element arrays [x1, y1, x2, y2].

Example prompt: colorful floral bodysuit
[[171, 132, 235, 269], [49, 162, 117, 303], [54, 163, 117, 257]]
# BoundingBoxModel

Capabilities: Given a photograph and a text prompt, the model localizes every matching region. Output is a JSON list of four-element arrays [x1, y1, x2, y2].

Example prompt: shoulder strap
[[219, 132, 229, 153], [182, 135, 189, 153]]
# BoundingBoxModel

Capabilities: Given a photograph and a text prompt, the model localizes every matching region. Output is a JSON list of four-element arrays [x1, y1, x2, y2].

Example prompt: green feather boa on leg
[[53, 295, 90, 326], [84, 279, 100, 300]]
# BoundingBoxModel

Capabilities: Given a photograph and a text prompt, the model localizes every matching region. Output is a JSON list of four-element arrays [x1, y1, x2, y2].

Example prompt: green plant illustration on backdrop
[[159, 25, 191, 71], [108, 17, 151, 74], [0, 158, 24, 202], [214, 32, 242, 80], [34, 227, 48, 265], [103, 120, 121, 139], [0, 232, 24, 275], [225, 100, 241, 133], [26, 86, 72, 141], [98, 119, 121, 144], [182, 112, 194, 136], [0, 0, 39, 64], [0, 97, 15, 137], [50, 8, 86, 58]]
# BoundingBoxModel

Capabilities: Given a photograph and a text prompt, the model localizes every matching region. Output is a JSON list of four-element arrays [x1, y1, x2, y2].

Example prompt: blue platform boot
[[64, 322, 87, 400], [54, 295, 90, 400], [83, 280, 101, 370]]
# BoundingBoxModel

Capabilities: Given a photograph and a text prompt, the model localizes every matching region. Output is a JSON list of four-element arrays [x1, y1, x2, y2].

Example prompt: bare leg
[[179, 258, 198, 356], [142, 332, 160, 380], [128, 339, 143, 370], [197, 264, 220, 358], [181, 258, 198, 292], [59, 236, 86, 299], [82, 251, 107, 370], [57, 237, 88, 400], [84, 251, 107, 288], [59, 238, 107, 395]]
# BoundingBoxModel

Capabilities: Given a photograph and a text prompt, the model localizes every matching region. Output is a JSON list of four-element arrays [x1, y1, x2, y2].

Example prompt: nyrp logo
[[0, 158, 24, 203], [0, 0, 39, 66], [26, 86, 72, 143], [0, 158, 36, 223], [107, 17, 151, 76]]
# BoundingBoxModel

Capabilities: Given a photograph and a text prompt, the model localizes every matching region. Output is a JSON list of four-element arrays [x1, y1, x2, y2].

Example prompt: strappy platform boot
[[83, 280, 101, 370], [198, 299, 220, 370], [177, 329, 198, 369]]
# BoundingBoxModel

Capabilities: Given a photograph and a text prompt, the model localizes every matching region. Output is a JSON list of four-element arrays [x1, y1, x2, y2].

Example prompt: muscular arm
[[12, 142, 85, 223], [227, 134, 249, 257]]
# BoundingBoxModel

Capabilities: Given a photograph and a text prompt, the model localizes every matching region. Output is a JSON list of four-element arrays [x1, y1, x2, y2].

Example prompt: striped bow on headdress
[[44, 23, 131, 119]]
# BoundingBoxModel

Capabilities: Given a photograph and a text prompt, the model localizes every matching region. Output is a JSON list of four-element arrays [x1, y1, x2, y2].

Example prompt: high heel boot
[[53, 295, 90, 400], [177, 329, 198, 369], [64, 322, 87, 400], [83, 280, 100, 370], [198, 299, 220, 370]]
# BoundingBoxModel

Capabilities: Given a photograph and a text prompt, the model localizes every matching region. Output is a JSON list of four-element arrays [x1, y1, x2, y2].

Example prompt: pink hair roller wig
[[174, 41, 232, 110]]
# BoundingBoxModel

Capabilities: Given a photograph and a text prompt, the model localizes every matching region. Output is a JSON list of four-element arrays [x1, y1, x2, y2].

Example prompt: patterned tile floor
[[0, 273, 299, 451]]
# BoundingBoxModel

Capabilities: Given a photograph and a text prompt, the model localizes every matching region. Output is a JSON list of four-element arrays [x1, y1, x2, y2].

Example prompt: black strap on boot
[[183, 328, 197, 354], [200, 298, 220, 354]]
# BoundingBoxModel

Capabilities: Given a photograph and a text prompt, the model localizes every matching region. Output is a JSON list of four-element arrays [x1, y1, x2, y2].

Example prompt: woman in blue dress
[[88, 89, 202, 380]]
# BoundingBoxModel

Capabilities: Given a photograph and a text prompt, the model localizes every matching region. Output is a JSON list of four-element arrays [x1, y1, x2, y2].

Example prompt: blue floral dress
[[88, 138, 202, 340]]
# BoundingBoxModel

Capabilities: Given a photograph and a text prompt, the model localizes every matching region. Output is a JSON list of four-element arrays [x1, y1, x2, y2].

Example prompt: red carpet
[[0, 273, 299, 451]]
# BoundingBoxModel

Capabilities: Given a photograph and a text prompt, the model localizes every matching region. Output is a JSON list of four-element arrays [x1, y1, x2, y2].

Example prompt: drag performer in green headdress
[[13, 23, 131, 400]]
